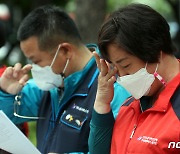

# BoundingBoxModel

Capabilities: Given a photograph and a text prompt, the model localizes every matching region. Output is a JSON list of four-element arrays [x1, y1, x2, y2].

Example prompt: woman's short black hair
[[98, 3, 175, 63]]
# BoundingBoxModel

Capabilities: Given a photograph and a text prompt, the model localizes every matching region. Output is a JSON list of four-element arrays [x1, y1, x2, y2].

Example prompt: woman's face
[[106, 44, 162, 96]]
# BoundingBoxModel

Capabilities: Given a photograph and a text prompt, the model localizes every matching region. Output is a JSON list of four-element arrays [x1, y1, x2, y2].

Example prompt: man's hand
[[0, 63, 32, 95], [93, 52, 117, 114]]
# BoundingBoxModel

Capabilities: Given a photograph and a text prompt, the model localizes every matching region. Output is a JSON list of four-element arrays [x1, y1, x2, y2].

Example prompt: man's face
[[20, 36, 54, 66], [20, 36, 64, 74]]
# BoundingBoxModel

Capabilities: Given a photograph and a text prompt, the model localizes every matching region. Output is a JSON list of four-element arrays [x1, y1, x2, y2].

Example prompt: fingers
[[108, 76, 116, 85], [100, 59, 117, 80], [93, 52, 110, 76], [19, 74, 29, 86], [93, 51, 118, 83], [100, 66, 117, 82], [4, 67, 13, 78], [22, 64, 32, 74], [93, 52, 101, 71], [2, 63, 31, 80], [12, 63, 31, 78], [100, 59, 109, 76], [13, 63, 22, 78]]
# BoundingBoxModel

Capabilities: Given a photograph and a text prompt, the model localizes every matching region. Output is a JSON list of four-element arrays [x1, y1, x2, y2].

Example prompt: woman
[[89, 3, 180, 154]]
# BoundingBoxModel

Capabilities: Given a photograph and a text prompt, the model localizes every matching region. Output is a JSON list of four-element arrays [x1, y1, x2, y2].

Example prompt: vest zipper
[[130, 124, 137, 139]]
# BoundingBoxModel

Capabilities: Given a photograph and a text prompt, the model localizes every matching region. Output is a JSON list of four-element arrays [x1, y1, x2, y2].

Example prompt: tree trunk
[[166, 0, 180, 58], [74, 0, 107, 44]]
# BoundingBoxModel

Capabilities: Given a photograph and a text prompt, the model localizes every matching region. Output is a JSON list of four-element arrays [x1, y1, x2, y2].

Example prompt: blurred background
[[0, 0, 179, 146]]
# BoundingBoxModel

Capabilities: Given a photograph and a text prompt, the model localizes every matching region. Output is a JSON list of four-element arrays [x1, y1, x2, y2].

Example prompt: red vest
[[111, 73, 180, 154], [0, 65, 6, 76]]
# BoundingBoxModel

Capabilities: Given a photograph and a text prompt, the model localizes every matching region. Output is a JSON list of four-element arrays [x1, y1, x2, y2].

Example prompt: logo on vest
[[65, 114, 73, 122], [65, 114, 84, 126], [72, 104, 89, 113], [137, 136, 158, 145]]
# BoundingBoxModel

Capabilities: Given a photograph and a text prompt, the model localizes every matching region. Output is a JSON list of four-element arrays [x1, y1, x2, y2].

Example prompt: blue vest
[[36, 63, 98, 153]]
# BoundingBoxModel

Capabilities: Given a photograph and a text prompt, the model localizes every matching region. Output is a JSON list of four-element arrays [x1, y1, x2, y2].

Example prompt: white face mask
[[31, 45, 69, 91], [116, 63, 165, 99]]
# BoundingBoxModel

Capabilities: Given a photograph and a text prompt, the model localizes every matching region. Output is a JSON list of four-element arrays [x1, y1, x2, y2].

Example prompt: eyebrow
[[116, 57, 128, 64]]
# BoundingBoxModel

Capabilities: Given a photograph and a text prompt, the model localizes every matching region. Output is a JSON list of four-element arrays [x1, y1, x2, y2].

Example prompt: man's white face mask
[[116, 63, 166, 99], [31, 45, 69, 91]]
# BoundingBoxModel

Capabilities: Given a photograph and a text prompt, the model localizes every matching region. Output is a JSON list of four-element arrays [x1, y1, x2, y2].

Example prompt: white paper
[[0, 110, 41, 154]]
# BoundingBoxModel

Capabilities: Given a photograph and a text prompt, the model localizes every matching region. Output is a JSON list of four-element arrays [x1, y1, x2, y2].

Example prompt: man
[[0, 5, 130, 153]]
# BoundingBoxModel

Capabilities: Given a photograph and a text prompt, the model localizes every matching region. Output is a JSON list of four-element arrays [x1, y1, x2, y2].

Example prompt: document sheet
[[0, 110, 41, 154]]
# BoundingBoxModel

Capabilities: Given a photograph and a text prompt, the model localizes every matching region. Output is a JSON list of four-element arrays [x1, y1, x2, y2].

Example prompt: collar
[[51, 44, 99, 94], [63, 57, 96, 94], [86, 43, 100, 54], [149, 72, 180, 112], [148, 59, 180, 112], [50, 44, 99, 114], [63, 43, 99, 94], [140, 96, 153, 112]]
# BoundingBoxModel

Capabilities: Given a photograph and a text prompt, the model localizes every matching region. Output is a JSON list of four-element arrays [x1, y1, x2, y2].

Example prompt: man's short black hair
[[17, 5, 82, 51], [98, 3, 175, 63]]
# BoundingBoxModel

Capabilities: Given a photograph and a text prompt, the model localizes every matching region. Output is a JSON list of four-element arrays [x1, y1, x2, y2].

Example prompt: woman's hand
[[93, 52, 117, 114], [0, 63, 32, 95]]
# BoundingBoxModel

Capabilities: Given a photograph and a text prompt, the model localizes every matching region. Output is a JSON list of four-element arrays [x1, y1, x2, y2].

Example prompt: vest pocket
[[60, 110, 88, 130]]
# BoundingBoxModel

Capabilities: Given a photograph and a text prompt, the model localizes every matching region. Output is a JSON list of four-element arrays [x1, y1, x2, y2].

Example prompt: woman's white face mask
[[31, 45, 69, 91], [116, 63, 166, 99]]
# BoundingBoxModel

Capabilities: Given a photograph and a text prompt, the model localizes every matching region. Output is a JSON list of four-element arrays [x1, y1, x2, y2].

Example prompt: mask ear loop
[[50, 44, 61, 67], [153, 63, 166, 86], [61, 59, 70, 79], [154, 63, 158, 72]]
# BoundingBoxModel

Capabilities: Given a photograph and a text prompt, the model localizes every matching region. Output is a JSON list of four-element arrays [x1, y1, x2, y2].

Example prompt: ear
[[59, 43, 74, 59]]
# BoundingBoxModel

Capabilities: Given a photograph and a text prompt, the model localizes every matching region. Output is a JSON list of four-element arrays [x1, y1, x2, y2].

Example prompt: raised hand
[[93, 52, 117, 114], [0, 63, 32, 95]]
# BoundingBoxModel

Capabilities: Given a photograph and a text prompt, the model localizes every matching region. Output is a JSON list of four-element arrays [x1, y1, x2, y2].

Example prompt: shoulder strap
[[122, 97, 135, 106]]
